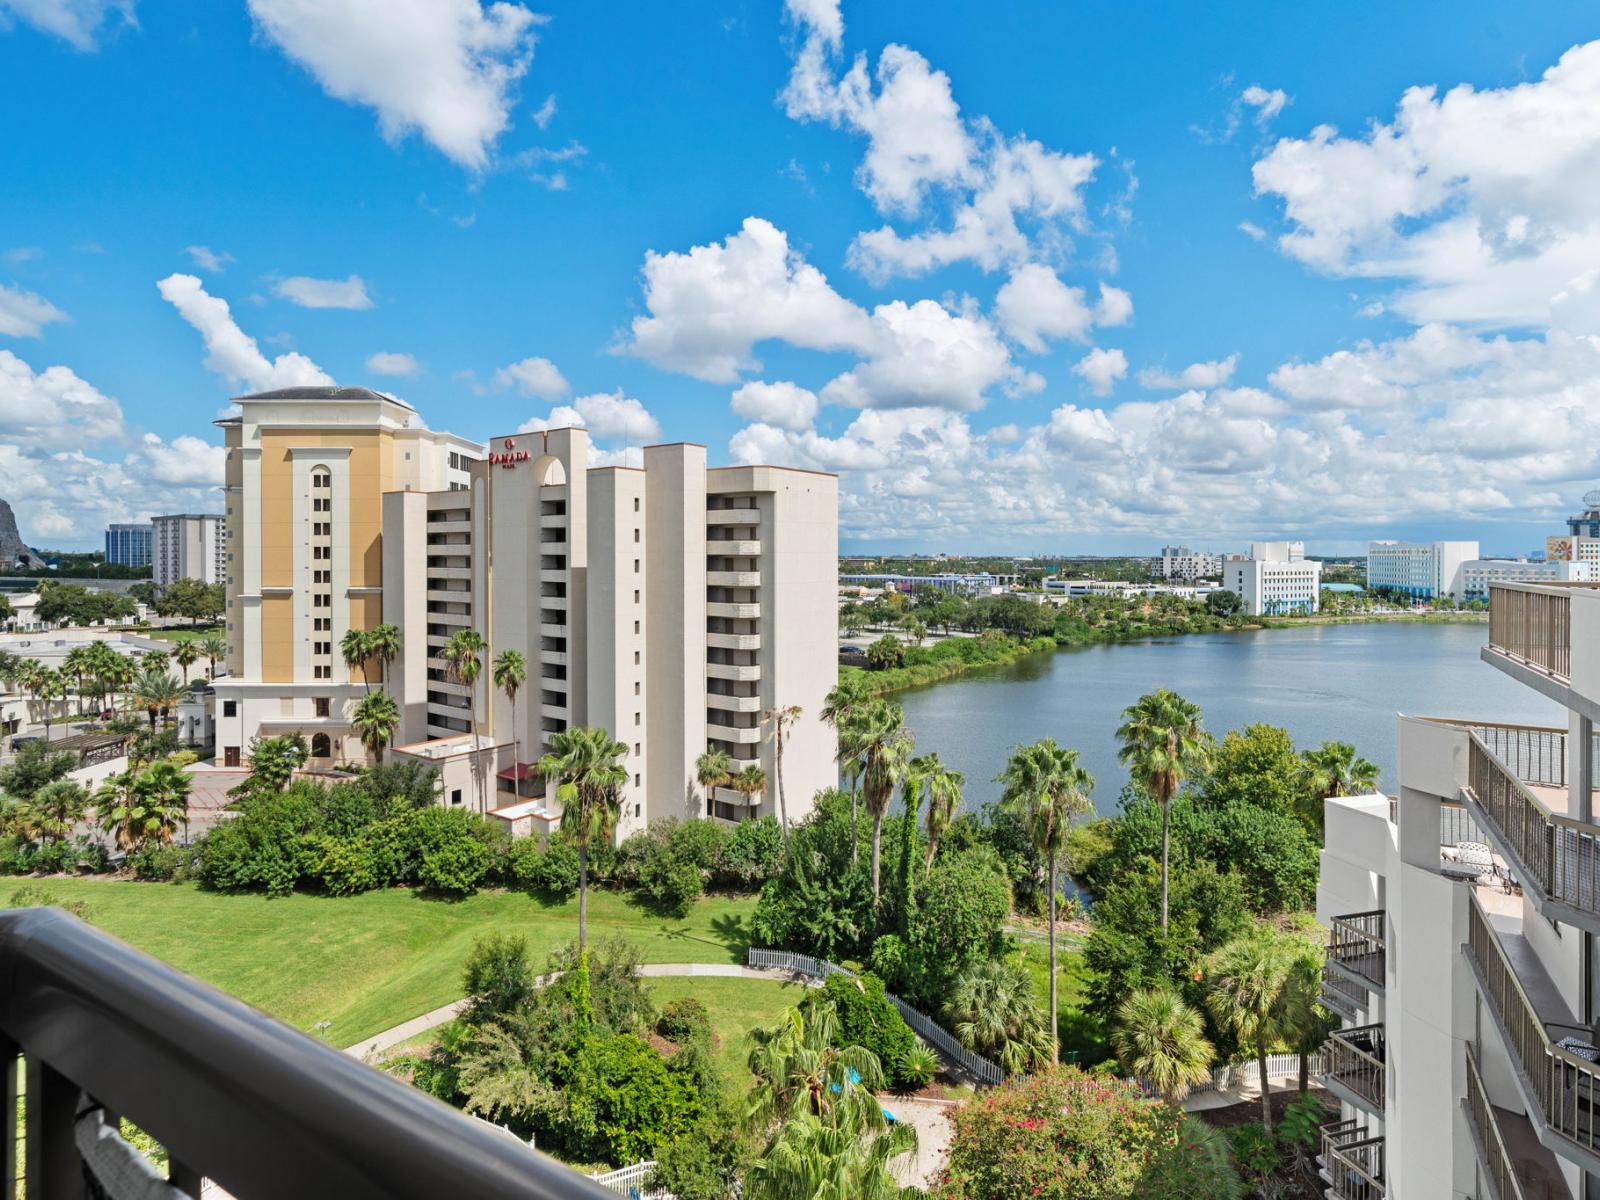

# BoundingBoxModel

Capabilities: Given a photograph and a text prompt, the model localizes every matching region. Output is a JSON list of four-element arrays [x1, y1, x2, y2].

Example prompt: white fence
[[1125, 1050, 1326, 1100], [591, 1160, 670, 1197], [746, 948, 1007, 1087]]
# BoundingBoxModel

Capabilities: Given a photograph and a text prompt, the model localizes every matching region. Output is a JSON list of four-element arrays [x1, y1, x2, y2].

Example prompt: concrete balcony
[[1321, 1024, 1386, 1117], [709, 539, 760, 556], [707, 632, 761, 652], [424, 588, 472, 605], [712, 784, 759, 806], [707, 602, 760, 620], [1318, 1122, 1385, 1200], [707, 722, 761, 745], [540, 650, 568, 667], [425, 609, 472, 626], [541, 592, 568, 608], [539, 569, 567, 585], [539, 539, 568, 555], [706, 508, 760, 525], [1464, 1040, 1569, 1200], [427, 566, 472, 581], [707, 693, 760, 714], [541, 511, 568, 528], [707, 571, 760, 588], [1326, 910, 1386, 997], [539, 622, 567, 638], [426, 518, 471, 535], [541, 702, 569, 720], [425, 676, 471, 697], [707, 662, 761, 682]]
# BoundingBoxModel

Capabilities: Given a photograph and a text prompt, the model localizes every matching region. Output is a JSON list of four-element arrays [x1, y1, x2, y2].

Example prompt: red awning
[[497, 762, 539, 781]]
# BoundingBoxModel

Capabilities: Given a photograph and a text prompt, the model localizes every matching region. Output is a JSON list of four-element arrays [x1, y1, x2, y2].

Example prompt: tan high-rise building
[[212, 387, 479, 768]]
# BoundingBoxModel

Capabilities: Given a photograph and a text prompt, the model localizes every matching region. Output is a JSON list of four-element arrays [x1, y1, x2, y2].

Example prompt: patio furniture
[[1457, 842, 1493, 872]]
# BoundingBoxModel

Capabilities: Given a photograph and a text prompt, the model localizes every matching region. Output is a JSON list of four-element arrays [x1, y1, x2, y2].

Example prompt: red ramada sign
[[488, 437, 530, 468]]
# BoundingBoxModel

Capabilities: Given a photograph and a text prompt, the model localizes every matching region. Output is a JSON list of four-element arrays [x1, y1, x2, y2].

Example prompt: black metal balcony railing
[[1327, 911, 1386, 990], [1324, 1024, 1387, 1112], [1489, 585, 1572, 681], [1467, 734, 1600, 918], [1467, 890, 1600, 1157], [0, 907, 612, 1199], [1320, 1120, 1385, 1199], [1464, 1040, 1532, 1200], [1320, 970, 1368, 1021]]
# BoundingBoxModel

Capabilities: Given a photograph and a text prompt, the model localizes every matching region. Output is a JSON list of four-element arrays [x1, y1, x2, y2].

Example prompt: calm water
[[891, 622, 1564, 818]]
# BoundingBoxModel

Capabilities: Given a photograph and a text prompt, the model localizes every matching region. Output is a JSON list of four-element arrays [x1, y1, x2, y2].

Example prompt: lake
[[890, 621, 1564, 818]]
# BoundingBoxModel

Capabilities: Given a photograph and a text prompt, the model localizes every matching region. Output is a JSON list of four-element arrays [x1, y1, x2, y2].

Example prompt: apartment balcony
[[427, 566, 473, 582], [1466, 889, 1600, 1170], [425, 676, 471, 698], [426, 518, 472, 535], [709, 539, 760, 555], [708, 722, 761, 745], [1462, 727, 1600, 929], [707, 602, 761, 620], [707, 571, 760, 588], [1319, 1122, 1385, 1200], [712, 784, 759, 806], [1321, 1024, 1386, 1116], [707, 692, 761, 714], [541, 510, 568, 528], [539, 622, 567, 638], [706, 508, 760, 525], [541, 650, 568, 667], [1326, 910, 1386, 996], [708, 632, 761, 652], [1464, 1040, 1571, 1200], [707, 662, 761, 683], [539, 539, 568, 555], [541, 702, 569, 721], [426, 608, 472, 626], [1321, 971, 1369, 1023], [0, 907, 612, 1199], [540, 569, 568, 585]]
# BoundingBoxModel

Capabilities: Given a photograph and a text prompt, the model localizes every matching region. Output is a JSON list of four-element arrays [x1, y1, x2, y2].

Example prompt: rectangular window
[[633, 589, 640, 604], [222, 700, 237, 718], [634, 528, 640, 543], [633, 558, 640, 572], [451, 789, 462, 806], [634, 651, 640, 665], [635, 802, 641, 817], [314, 697, 330, 717], [634, 774, 641, 789], [634, 682, 640, 696], [634, 711, 640, 726], [633, 620, 640, 634], [634, 743, 640, 756], [633, 498, 640, 512]]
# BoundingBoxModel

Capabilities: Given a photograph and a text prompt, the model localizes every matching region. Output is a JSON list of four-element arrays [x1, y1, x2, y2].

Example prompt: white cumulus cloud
[[993, 264, 1093, 352], [0, 283, 67, 338], [157, 273, 334, 392], [1072, 347, 1127, 396], [0, 0, 134, 50], [0, 349, 124, 449], [1140, 354, 1240, 390], [365, 351, 420, 376], [493, 355, 568, 399], [274, 274, 373, 309], [184, 245, 234, 273], [731, 380, 819, 432], [519, 390, 660, 443]]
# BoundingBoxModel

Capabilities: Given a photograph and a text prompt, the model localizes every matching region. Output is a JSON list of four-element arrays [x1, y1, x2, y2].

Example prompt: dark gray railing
[[1464, 1039, 1530, 1200], [1320, 1121, 1384, 1199], [0, 907, 613, 1199], [1489, 585, 1572, 681], [1327, 911, 1385, 989], [1324, 1024, 1386, 1111]]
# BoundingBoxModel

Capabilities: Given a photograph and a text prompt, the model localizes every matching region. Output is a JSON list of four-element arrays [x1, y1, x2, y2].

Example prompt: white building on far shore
[[1367, 540, 1480, 601], [1460, 557, 1594, 600], [1223, 541, 1321, 615], [1158, 545, 1223, 581]]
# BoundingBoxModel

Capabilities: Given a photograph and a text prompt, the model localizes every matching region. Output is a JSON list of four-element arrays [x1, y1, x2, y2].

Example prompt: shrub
[[657, 997, 711, 1045], [315, 835, 380, 896], [130, 843, 198, 882], [715, 815, 783, 887], [563, 1032, 711, 1166], [1228, 1122, 1279, 1180], [647, 1111, 748, 1200], [639, 843, 703, 915], [6, 884, 90, 920], [462, 933, 534, 1024], [1140, 1116, 1243, 1199], [418, 836, 492, 897], [521, 836, 580, 897], [614, 831, 655, 887], [888, 852, 1011, 1007], [668, 818, 729, 873], [898, 1043, 939, 1088], [806, 972, 916, 1088]]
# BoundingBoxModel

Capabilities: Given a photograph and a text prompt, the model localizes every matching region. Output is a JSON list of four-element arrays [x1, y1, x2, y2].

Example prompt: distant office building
[[1225, 542, 1322, 615], [1566, 486, 1600, 539], [104, 523, 152, 568], [1460, 557, 1594, 600], [839, 573, 1006, 595], [152, 514, 225, 587], [1158, 546, 1223, 581], [1366, 540, 1480, 601]]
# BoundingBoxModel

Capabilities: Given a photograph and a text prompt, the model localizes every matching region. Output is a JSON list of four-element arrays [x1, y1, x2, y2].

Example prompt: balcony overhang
[[1481, 646, 1600, 725]]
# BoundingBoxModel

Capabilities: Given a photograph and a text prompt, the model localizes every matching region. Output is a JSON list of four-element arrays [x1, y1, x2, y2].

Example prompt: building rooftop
[[232, 386, 416, 411]]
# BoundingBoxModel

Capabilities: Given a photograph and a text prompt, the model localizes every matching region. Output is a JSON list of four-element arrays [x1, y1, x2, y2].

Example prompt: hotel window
[[314, 697, 330, 717], [634, 681, 640, 695], [633, 498, 640, 512], [633, 590, 640, 603], [633, 620, 640, 634], [634, 651, 640, 665], [222, 700, 237, 718], [634, 711, 640, 726], [634, 528, 640, 543], [313, 471, 331, 490], [314, 665, 331, 679], [634, 775, 641, 789]]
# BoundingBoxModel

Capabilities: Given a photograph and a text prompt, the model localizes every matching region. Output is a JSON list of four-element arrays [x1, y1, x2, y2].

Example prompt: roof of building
[[232, 386, 415, 411]]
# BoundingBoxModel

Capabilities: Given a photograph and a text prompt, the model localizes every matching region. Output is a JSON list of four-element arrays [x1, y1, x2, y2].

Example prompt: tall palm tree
[[133, 671, 182, 735], [30, 779, 88, 844], [172, 639, 200, 686], [238, 734, 307, 794], [915, 752, 965, 871], [1281, 938, 1335, 1095], [1112, 986, 1216, 1100], [821, 674, 873, 863], [367, 624, 402, 687], [943, 958, 1053, 1075], [61, 645, 92, 715], [696, 746, 735, 816], [1205, 927, 1298, 1132], [198, 635, 228, 680], [761, 703, 802, 840], [747, 1001, 884, 1128], [138, 758, 193, 845], [340, 628, 373, 691], [1116, 689, 1209, 934], [996, 738, 1094, 1063], [730, 763, 768, 814], [492, 649, 527, 775], [536, 726, 628, 950], [352, 690, 401, 764], [850, 700, 914, 904], [441, 628, 488, 809]]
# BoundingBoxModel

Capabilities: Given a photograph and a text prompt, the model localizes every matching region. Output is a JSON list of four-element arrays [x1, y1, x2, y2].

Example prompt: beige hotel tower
[[213, 387, 838, 839]]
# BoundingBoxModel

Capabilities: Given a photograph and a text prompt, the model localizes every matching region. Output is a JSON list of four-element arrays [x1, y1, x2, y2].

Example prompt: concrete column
[[1572, 711, 1594, 824]]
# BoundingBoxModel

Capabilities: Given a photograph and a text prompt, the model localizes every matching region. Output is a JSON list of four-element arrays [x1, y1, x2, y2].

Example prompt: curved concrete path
[[344, 963, 811, 1060]]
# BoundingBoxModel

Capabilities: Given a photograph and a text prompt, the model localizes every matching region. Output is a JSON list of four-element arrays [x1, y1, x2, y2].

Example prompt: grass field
[[645, 975, 804, 1088], [1015, 938, 1109, 1068], [13, 878, 757, 1047], [138, 625, 225, 643]]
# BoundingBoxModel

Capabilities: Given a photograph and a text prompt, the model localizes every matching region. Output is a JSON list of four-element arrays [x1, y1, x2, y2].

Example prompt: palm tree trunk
[[1258, 1041, 1273, 1132], [871, 808, 884, 902], [1298, 1049, 1309, 1095], [1159, 796, 1171, 935], [850, 775, 860, 866], [775, 732, 789, 841], [1048, 845, 1059, 1064], [924, 829, 938, 872], [578, 837, 589, 951]]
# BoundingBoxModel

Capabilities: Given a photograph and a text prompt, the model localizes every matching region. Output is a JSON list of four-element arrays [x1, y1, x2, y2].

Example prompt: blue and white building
[[1224, 541, 1322, 616], [103, 523, 152, 568], [1366, 540, 1479, 601]]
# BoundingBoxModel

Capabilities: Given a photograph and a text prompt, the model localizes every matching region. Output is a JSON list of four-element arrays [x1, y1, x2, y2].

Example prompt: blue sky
[[3, 0, 1600, 555]]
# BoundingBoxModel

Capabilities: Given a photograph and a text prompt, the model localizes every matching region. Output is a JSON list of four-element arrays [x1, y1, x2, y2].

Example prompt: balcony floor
[[1490, 1100, 1572, 1200], [1485, 910, 1580, 1031]]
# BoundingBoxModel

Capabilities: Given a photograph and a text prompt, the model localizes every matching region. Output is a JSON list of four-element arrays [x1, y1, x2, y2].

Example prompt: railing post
[[24, 1057, 78, 1199], [0, 1041, 16, 1197]]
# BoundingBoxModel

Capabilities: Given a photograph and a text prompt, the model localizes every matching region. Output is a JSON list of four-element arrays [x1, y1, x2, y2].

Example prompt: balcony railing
[[1489, 584, 1572, 681], [1467, 890, 1600, 1157], [1467, 734, 1600, 918], [1323, 1024, 1386, 1112], [0, 907, 612, 1199], [1464, 1040, 1532, 1200], [1321, 971, 1368, 1021], [1327, 910, 1386, 991], [1320, 1121, 1385, 1199]]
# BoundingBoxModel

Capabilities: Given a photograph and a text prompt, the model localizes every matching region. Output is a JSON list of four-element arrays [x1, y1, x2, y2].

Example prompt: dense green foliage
[[804, 973, 917, 1088]]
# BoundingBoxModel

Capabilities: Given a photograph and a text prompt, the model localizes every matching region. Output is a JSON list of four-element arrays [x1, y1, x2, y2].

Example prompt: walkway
[[344, 962, 813, 1060]]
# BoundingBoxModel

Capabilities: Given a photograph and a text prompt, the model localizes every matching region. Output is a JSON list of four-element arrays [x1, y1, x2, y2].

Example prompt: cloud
[[493, 355, 567, 399], [273, 274, 373, 309], [1240, 85, 1289, 126], [157, 273, 334, 392], [1252, 40, 1600, 331], [531, 93, 556, 129], [0, 283, 67, 338], [1139, 354, 1240, 390], [731, 380, 819, 432], [3, 247, 43, 264], [1072, 347, 1127, 396], [0, 0, 135, 50], [513, 139, 587, 190], [993, 264, 1093, 352], [184, 245, 234, 273], [0, 349, 124, 449], [1095, 283, 1133, 327], [365, 351, 420, 377], [518, 389, 661, 442], [245, 0, 543, 170], [132, 432, 225, 487], [1238, 220, 1266, 241]]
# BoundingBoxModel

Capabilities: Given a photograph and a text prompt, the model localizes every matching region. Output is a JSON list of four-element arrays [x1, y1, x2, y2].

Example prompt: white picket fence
[[591, 1159, 670, 1197], [1125, 1050, 1326, 1100], [746, 948, 1007, 1086]]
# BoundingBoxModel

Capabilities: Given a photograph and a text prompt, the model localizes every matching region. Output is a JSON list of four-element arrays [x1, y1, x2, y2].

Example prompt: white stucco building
[[1316, 579, 1600, 1199], [1367, 540, 1481, 601], [1461, 558, 1595, 600], [1223, 541, 1322, 615], [152, 513, 227, 587], [1158, 545, 1223, 581]]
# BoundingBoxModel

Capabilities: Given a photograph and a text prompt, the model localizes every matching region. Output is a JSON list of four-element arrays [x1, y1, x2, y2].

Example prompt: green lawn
[[14, 879, 756, 1048], [645, 975, 805, 1089], [137, 625, 224, 643], [1015, 938, 1110, 1068]]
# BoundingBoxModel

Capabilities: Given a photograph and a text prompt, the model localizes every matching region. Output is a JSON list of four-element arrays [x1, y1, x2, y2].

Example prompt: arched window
[[310, 732, 332, 759]]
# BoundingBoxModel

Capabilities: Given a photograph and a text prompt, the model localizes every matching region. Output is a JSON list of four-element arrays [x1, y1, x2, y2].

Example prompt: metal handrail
[[1328, 911, 1386, 988], [1488, 585, 1572, 681], [1464, 1040, 1530, 1200], [1466, 890, 1600, 1156], [1324, 1024, 1386, 1110], [0, 908, 613, 1199], [1324, 1133, 1385, 1200]]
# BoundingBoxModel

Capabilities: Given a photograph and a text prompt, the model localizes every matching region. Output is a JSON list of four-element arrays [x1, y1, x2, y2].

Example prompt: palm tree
[[730, 763, 768, 814], [237, 734, 307, 794], [1281, 939, 1335, 1095], [30, 779, 88, 844], [441, 628, 488, 809], [1303, 741, 1379, 799], [996, 738, 1094, 1063], [133, 671, 182, 736], [747, 1001, 884, 1127], [536, 726, 628, 950], [695, 746, 735, 816], [352, 690, 401, 764], [761, 703, 803, 840], [62, 645, 92, 715], [943, 958, 1053, 1075], [1205, 927, 1298, 1132], [140, 650, 171, 676], [492, 649, 527, 774], [850, 700, 913, 904], [340, 628, 373, 691], [915, 752, 965, 870], [172, 639, 200, 685], [95, 762, 189, 852], [198, 635, 228, 679], [138, 758, 193, 845], [1116, 689, 1209, 934], [367, 623, 402, 687], [1112, 986, 1215, 1100], [821, 674, 873, 863]]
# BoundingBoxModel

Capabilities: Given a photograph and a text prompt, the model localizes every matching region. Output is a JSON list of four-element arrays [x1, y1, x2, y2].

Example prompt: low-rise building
[[1460, 557, 1594, 600], [1366, 539, 1480, 600], [838, 572, 1005, 595], [1158, 545, 1223, 580], [1223, 542, 1321, 615]]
